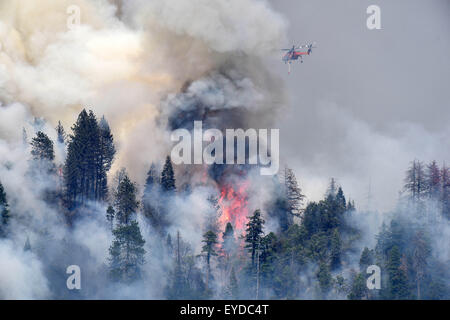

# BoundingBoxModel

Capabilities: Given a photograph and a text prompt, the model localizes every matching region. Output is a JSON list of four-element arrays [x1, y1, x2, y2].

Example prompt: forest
[[0, 109, 448, 300]]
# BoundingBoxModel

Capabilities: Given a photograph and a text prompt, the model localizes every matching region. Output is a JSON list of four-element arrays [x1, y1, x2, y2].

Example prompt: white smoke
[[0, 0, 289, 299], [0, 240, 49, 299]]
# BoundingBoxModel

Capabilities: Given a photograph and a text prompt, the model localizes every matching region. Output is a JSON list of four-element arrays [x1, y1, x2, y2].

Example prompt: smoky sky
[[268, 0, 450, 211], [0, 0, 448, 299], [0, 0, 448, 212]]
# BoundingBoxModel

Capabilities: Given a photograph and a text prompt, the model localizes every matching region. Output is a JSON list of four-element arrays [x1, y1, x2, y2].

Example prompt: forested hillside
[[0, 109, 448, 299]]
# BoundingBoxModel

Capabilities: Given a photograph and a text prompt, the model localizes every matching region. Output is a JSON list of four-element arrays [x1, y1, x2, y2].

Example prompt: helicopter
[[281, 42, 317, 74]]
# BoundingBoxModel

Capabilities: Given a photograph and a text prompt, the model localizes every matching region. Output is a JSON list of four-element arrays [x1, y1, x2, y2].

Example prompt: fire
[[218, 180, 249, 233]]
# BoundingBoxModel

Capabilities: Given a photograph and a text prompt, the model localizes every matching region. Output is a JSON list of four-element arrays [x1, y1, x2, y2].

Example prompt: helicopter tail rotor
[[307, 42, 317, 54]]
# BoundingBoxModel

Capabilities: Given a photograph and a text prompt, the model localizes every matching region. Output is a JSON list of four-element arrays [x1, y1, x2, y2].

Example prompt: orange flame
[[218, 180, 249, 233]]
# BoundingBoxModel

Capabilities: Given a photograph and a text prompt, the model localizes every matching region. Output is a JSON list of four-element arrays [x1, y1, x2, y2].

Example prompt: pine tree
[[245, 209, 265, 269], [225, 267, 239, 299], [64, 110, 115, 212], [441, 164, 450, 219], [24, 237, 31, 251], [108, 220, 146, 283], [0, 181, 11, 238], [30, 131, 56, 182], [205, 195, 220, 235], [284, 167, 305, 219], [106, 205, 115, 230], [166, 231, 207, 299], [404, 160, 426, 203], [330, 228, 342, 270], [326, 178, 338, 198], [316, 262, 332, 296], [347, 199, 356, 211], [30, 131, 56, 176], [166, 233, 173, 254], [258, 232, 277, 298], [56, 121, 66, 144], [170, 231, 185, 297], [222, 222, 236, 258], [114, 174, 139, 225], [31, 131, 55, 162], [97, 116, 115, 201], [144, 163, 159, 194], [142, 163, 163, 231], [201, 230, 218, 291], [359, 247, 374, 271], [348, 273, 367, 300], [29, 131, 60, 205], [335, 187, 346, 209], [111, 168, 127, 198], [64, 110, 99, 208], [386, 246, 409, 299], [412, 231, 429, 299], [161, 156, 176, 192], [22, 127, 28, 146], [86, 110, 102, 200], [426, 160, 441, 199], [334, 275, 348, 296]]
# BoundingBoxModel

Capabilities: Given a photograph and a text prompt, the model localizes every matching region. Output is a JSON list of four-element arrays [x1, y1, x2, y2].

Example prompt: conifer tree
[[284, 167, 305, 218], [201, 230, 218, 291], [161, 156, 176, 192], [114, 174, 139, 225], [30, 131, 55, 162], [56, 121, 66, 144], [166, 233, 173, 254], [316, 262, 332, 296], [64, 110, 98, 208], [330, 228, 342, 270], [106, 205, 115, 230], [225, 267, 239, 299], [347, 199, 356, 211], [171, 231, 185, 297], [142, 163, 166, 233], [245, 209, 265, 269], [386, 246, 409, 299], [111, 168, 127, 198], [22, 127, 28, 146], [412, 231, 429, 299], [166, 231, 207, 299], [222, 222, 236, 258], [334, 275, 348, 296], [30, 131, 56, 176], [23, 236, 31, 252], [29, 131, 59, 205], [404, 160, 426, 203], [97, 116, 115, 201], [326, 178, 338, 198], [426, 160, 441, 199], [348, 273, 367, 300], [205, 195, 220, 235], [64, 110, 115, 211], [0, 181, 11, 238], [108, 220, 146, 283], [335, 187, 346, 209], [86, 110, 102, 200], [359, 247, 374, 271], [144, 163, 159, 194], [441, 164, 450, 219]]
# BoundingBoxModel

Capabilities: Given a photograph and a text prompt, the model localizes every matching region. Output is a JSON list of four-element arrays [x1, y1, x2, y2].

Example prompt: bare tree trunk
[[417, 278, 421, 300], [256, 239, 260, 300], [206, 261, 210, 292]]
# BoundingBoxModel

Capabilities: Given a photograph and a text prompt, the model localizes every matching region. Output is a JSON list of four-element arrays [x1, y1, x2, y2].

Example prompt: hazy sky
[[0, 0, 448, 299], [0, 0, 448, 213], [268, 0, 450, 211]]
